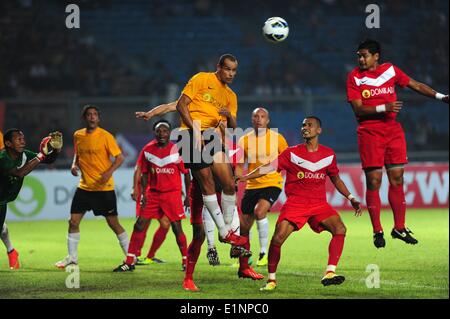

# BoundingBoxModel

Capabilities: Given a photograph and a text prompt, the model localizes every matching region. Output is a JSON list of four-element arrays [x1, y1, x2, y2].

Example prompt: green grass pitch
[[0, 209, 448, 299]]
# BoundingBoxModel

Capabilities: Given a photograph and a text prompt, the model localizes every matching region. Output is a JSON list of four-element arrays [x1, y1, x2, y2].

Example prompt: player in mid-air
[[1, 128, 62, 269], [346, 39, 449, 248], [113, 120, 189, 272], [55, 105, 130, 268], [235, 107, 288, 276], [238, 117, 362, 290]]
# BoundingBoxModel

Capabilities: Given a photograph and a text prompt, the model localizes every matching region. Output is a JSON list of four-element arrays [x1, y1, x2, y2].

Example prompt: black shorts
[[176, 128, 225, 171], [241, 187, 282, 215], [70, 188, 118, 216]]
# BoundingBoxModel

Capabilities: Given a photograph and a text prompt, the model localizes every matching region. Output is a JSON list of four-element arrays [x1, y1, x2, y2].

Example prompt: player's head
[[356, 39, 380, 70], [153, 120, 171, 146], [3, 128, 26, 153], [301, 116, 322, 140], [252, 107, 270, 129], [82, 105, 100, 130], [216, 54, 238, 85]]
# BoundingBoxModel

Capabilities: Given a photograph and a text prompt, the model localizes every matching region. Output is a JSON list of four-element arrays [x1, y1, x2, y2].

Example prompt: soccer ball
[[262, 17, 289, 43]]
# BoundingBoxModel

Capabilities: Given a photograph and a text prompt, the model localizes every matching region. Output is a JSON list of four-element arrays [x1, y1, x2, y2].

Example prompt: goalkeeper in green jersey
[[0, 128, 62, 269]]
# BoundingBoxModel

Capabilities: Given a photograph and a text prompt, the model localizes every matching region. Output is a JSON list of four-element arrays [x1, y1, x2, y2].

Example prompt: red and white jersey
[[276, 144, 339, 204], [138, 140, 187, 193], [346, 62, 410, 123]]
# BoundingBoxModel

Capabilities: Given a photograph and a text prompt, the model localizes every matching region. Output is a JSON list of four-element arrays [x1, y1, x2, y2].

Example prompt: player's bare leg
[[183, 223, 205, 292], [238, 213, 263, 280], [254, 199, 271, 266], [113, 217, 149, 272], [319, 215, 347, 286], [170, 220, 188, 271], [261, 220, 296, 291], [1, 224, 19, 270], [386, 166, 418, 245], [55, 213, 84, 268], [365, 168, 386, 248], [105, 215, 130, 255]]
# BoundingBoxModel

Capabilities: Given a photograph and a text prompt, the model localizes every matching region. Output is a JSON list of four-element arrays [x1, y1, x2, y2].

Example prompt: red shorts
[[278, 200, 339, 233], [357, 121, 408, 169], [140, 191, 185, 222]]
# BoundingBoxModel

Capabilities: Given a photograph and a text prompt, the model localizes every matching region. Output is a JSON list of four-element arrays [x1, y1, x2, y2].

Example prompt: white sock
[[117, 231, 129, 255], [68, 232, 80, 261], [256, 218, 269, 255], [268, 273, 276, 281], [1, 224, 14, 253], [202, 206, 217, 249], [326, 265, 337, 274], [221, 192, 236, 226], [230, 207, 240, 235], [202, 194, 228, 238]]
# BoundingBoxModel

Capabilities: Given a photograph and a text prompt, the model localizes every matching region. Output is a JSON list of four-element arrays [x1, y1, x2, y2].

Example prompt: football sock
[[185, 238, 203, 280], [230, 207, 240, 236], [221, 192, 237, 226], [147, 226, 169, 259], [1, 224, 13, 253], [136, 221, 150, 257], [127, 229, 146, 264], [67, 232, 80, 261], [327, 234, 345, 273], [268, 241, 281, 274], [256, 218, 269, 255], [202, 194, 228, 238], [202, 206, 217, 249], [366, 189, 383, 233], [176, 233, 188, 259], [117, 231, 130, 256], [238, 234, 251, 270], [389, 184, 406, 230]]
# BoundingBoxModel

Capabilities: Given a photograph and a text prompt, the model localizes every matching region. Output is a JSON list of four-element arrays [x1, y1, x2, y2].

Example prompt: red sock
[[126, 228, 147, 264], [327, 234, 345, 271], [366, 189, 383, 233], [268, 241, 281, 274], [176, 232, 188, 259], [136, 222, 150, 257], [238, 234, 250, 271], [389, 185, 406, 230], [146, 226, 169, 258], [185, 238, 203, 280]]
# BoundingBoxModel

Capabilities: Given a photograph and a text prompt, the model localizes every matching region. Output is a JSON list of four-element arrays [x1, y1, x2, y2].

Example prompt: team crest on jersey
[[362, 89, 371, 98], [297, 171, 305, 179], [203, 93, 212, 102]]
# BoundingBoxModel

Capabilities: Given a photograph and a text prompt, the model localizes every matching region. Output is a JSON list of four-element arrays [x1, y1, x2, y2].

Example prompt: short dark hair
[[218, 54, 237, 67], [305, 116, 322, 127], [153, 120, 171, 131], [3, 128, 22, 145], [357, 39, 381, 55], [82, 105, 100, 118]]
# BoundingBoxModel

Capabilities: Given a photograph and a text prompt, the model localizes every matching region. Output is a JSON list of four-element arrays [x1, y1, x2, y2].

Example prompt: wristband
[[36, 152, 45, 162], [375, 104, 386, 113], [347, 194, 355, 201], [435, 93, 445, 100]]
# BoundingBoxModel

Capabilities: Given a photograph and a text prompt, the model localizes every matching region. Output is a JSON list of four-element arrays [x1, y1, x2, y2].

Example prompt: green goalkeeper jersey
[[0, 149, 37, 204]]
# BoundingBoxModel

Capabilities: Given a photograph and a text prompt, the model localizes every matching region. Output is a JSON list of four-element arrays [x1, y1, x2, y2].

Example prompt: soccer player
[[346, 39, 449, 248], [113, 120, 189, 272], [130, 156, 171, 265], [1, 128, 61, 269], [55, 105, 129, 268], [235, 107, 288, 274], [238, 117, 362, 290]]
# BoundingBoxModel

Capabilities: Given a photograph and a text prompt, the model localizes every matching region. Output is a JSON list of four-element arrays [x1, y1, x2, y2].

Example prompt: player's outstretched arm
[[135, 101, 178, 121], [329, 175, 362, 216], [407, 79, 449, 104], [237, 162, 276, 183]]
